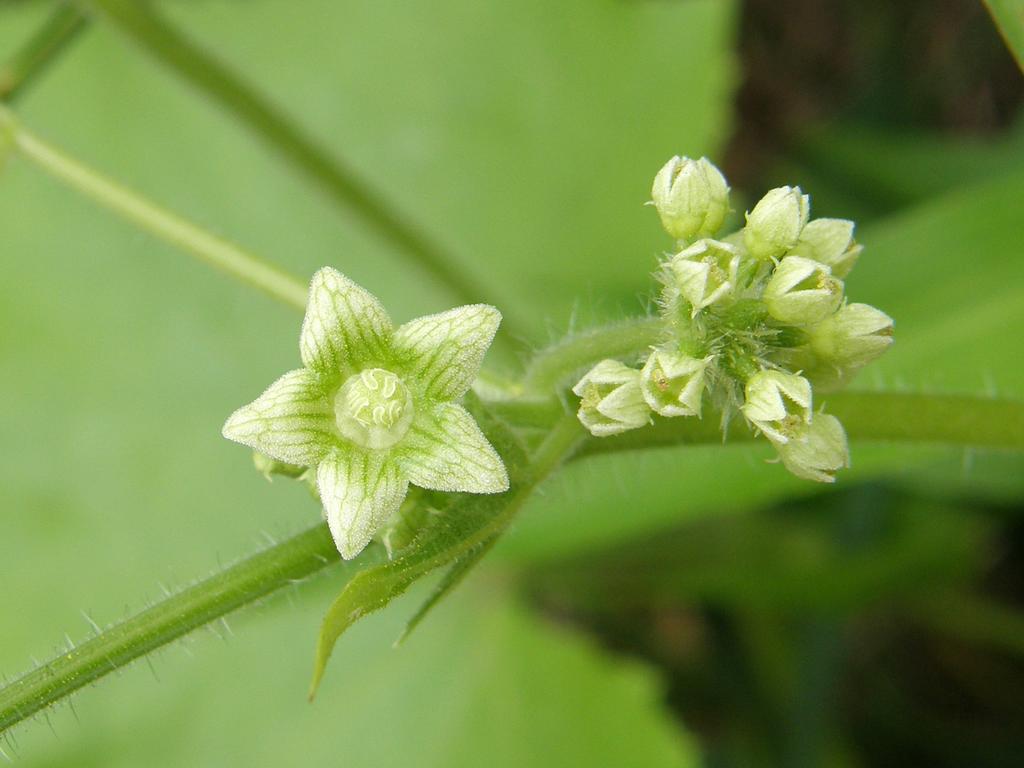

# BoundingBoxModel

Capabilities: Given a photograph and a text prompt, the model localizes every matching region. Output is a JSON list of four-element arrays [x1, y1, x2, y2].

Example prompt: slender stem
[[826, 391, 1024, 449], [0, 3, 88, 102], [575, 392, 1024, 458], [0, 523, 354, 734], [0, 106, 308, 309], [78, 0, 519, 331], [309, 413, 585, 694], [521, 316, 664, 396], [515, 319, 1024, 455], [2, 383, 1019, 730]]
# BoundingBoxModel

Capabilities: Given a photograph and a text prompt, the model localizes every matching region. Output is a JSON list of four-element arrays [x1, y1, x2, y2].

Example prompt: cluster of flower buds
[[574, 156, 894, 483]]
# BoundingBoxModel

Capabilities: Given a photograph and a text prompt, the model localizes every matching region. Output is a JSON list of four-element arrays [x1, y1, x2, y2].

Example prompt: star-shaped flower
[[222, 267, 509, 559]]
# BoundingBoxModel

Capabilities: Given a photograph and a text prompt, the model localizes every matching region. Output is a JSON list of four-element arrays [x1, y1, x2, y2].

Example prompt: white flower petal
[[317, 449, 408, 560], [390, 304, 501, 400], [300, 267, 393, 379], [395, 403, 509, 493], [222, 369, 334, 466]]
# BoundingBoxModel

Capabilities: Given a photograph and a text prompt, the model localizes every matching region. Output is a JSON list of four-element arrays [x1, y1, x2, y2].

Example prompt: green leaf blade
[[985, 0, 1024, 70]]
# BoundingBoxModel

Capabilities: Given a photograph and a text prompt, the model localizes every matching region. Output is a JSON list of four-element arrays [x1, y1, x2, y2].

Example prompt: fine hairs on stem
[[0, 103, 1022, 733]]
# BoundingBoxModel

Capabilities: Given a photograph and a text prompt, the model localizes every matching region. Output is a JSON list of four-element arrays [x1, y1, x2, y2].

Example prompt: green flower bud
[[773, 413, 849, 483], [744, 186, 810, 260], [667, 238, 741, 314], [741, 369, 812, 443], [572, 359, 652, 436], [790, 218, 862, 278], [641, 350, 710, 417], [763, 256, 843, 325], [651, 156, 730, 241], [810, 302, 894, 369]]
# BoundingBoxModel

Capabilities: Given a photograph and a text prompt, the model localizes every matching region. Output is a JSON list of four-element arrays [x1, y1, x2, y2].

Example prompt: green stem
[[521, 316, 664, 396], [0, 106, 308, 309], [0, 3, 88, 102], [0, 523, 351, 734], [2, 385, 1018, 730], [575, 392, 1024, 457], [78, 0, 518, 331], [309, 413, 585, 695], [827, 391, 1024, 449]]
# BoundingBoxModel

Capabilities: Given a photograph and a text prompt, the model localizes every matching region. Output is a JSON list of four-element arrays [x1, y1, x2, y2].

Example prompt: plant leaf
[[394, 534, 499, 646], [308, 401, 550, 696], [985, 0, 1024, 70]]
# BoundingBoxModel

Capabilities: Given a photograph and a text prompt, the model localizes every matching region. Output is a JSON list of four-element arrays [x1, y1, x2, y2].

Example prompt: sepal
[[762, 256, 843, 325], [667, 239, 741, 314], [810, 302, 894, 369], [641, 350, 709, 417], [789, 218, 861, 277], [572, 359, 652, 436], [771, 412, 849, 483], [741, 369, 812, 443]]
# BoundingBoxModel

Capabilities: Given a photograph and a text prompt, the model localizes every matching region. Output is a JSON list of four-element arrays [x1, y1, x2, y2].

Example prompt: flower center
[[334, 368, 414, 450]]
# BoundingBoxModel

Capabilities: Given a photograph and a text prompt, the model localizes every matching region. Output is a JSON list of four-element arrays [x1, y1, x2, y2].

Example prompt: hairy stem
[[575, 391, 1024, 457], [521, 316, 664, 396], [309, 413, 585, 695], [0, 524, 353, 734], [0, 106, 308, 308], [78, 0, 521, 333], [2, 383, 1020, 731], [0, 3, 88, 102]]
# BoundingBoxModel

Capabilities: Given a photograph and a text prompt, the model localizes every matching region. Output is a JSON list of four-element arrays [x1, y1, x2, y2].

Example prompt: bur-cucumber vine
[[1, 107, 1022, 736]]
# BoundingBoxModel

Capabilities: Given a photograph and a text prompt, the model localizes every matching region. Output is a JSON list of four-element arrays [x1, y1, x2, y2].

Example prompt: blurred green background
[[1, 0, 1022, 765]]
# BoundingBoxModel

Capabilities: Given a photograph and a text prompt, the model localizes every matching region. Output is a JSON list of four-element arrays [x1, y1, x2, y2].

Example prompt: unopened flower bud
[[641, 350, 710, 417], [572, 359, 652, 436], [741, 369, 812, 443], [744, 186, 810, 260], [810, 302, 894, 369], [668, 239, 740, 314], [763, 256, 843, 325], [773, 413, 849, 483], [790, 218, 861, 278], [651, 156, 730, 241]]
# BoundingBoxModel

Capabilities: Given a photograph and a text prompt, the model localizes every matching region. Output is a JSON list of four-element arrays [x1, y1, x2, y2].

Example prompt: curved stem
[[0, 106, 308, 309], [2, 385, 1019, 731], [0, 3, 88, 102], [0, 524, 352, 734], [520, 316, 664, 396], [78, 0, 524, 334]]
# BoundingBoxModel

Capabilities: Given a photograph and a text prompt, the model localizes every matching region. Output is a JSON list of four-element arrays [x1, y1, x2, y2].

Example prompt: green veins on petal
[[223, 267, 509, 560]]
